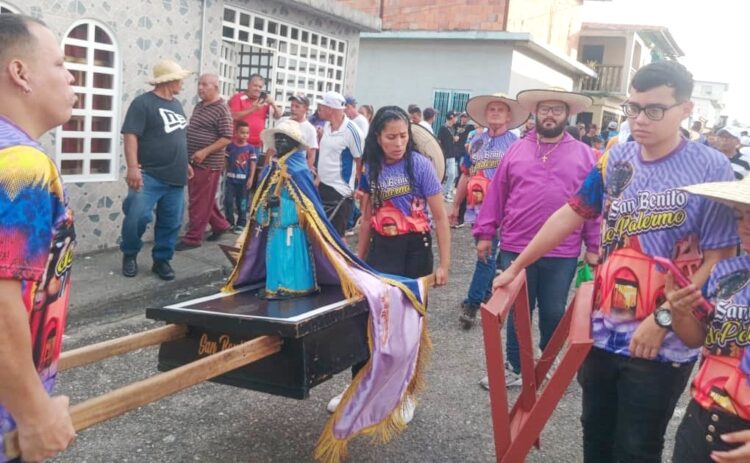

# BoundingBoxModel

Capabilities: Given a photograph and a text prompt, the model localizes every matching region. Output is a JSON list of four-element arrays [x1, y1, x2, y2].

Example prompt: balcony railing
[[579, 64, 624, 94]]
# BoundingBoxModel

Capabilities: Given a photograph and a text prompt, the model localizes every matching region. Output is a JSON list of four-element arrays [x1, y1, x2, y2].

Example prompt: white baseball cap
[[316, 91, 346, 110]]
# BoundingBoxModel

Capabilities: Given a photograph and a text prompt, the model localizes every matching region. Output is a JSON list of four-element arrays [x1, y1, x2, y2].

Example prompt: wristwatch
[[653, 307, 673, 329]]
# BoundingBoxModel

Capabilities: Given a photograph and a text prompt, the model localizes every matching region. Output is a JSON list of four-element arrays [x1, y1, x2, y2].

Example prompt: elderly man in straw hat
[[666, 176, 750, 463], [493, 61, 739, 462], [448, 93, 526, 329], [473, 88, 600, 386], [0, 14, 77, 462], [119, 59, 192, 281]]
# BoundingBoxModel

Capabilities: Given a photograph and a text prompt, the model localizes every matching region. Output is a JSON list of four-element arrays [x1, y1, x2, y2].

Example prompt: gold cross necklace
[[537, 138, 564, 163]]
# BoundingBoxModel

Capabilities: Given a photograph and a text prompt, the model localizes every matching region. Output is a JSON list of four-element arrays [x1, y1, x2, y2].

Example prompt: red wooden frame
[[480, 270, 594, 462]]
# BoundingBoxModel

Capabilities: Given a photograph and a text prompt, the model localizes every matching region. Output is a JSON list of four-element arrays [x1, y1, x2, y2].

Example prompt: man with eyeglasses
[[492, 61, 738, 462], [471, 89, 600, 386]]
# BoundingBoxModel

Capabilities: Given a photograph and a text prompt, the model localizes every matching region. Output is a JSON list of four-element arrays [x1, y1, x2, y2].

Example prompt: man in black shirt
[[438, 111, 458, 200], [119, 60, 192, 280]]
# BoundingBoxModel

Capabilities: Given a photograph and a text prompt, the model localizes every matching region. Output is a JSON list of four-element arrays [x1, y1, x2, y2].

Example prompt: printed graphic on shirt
[[569, 140, 739, 363], [460, 131, 517, 221], [691, 257, 750, 419], [0, 128, 75, 462], [159, 108, 188, 133], [361, 153, 441, 236], [226, 144, 257, 183]]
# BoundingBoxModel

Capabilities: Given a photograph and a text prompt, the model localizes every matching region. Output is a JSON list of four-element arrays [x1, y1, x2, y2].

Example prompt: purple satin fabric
[[329, 254, 423, 439]]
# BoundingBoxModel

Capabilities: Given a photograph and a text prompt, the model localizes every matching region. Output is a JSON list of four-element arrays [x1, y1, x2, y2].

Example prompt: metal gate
[[432, 89, 471, 131]]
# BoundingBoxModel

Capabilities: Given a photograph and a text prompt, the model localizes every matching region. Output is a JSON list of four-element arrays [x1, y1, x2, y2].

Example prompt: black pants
[[318, 182, 352, 237], [352, 232, 434, 375], [577, 347, 694, 463], [673, 400, 747, 462]]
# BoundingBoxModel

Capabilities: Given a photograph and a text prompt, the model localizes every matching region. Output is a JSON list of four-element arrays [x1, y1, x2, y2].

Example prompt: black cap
[[446, 110, 458, 119], [288, 93, 310, 106]]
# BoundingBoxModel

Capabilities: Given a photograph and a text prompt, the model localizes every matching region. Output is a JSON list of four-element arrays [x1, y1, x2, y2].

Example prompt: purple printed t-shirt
[[460, 130, 517, 223], [569, 139, 739, 363], [360, 152, 441, 236]]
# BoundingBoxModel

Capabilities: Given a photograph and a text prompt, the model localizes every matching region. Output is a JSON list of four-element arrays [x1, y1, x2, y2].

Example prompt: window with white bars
[[221, 6, 347, 106], [432, 90, 471, 131], [0, 2, 19, 13], [56, 21, 120, 182]]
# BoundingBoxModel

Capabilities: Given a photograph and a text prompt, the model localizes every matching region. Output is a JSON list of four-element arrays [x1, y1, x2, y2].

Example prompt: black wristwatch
[[654, 307, 673, 329]]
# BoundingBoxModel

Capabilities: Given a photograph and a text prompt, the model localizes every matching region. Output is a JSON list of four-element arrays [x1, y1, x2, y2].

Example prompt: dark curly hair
[[363, 106, 416, 209]]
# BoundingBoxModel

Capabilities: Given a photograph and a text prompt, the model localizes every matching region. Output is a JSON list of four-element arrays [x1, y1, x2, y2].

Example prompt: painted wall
[[507, 50, 575, 95], [354, 39, 514, 111], [506, 0, 583, 59], [9, 0, 362, 253]]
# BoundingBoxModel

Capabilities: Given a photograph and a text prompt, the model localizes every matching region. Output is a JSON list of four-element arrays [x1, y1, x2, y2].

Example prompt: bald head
[[197, 73, 220, 102], [0, 14, 45, 66]]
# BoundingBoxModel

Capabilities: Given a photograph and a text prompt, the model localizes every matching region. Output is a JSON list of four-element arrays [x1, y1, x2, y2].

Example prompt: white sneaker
[[327, 386, 348, 413], [400, 397, 415, 424], [479, 363, 523, 390]]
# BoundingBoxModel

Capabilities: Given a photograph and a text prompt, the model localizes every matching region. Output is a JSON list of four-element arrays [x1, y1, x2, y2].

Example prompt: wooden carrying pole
[[5, 334, 282, 460], [59, 324, 187, 371]]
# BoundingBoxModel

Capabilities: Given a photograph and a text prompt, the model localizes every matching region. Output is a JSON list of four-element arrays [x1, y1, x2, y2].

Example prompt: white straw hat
[[465, 93, 528, 130], [681, 176, 750, 206], [411, 122, 445, 181], [516, 87, 593, 115]]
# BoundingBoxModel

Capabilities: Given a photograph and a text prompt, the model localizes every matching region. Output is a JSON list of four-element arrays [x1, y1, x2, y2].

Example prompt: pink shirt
[[473, 130, 600, 258]]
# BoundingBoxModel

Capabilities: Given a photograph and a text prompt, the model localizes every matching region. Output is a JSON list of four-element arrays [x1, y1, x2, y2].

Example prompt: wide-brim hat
[[465, 93, 528, 130], [680, 176, 750, 206], [148, 60, 193, 85], [411, 123, 445, 181], [517, 87, 593, 115], [261, 119, 309, 150]]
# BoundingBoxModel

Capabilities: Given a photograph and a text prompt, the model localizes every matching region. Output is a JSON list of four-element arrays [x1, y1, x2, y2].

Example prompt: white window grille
[[56, 20, 120, 182], [222, 6, 347, 107]]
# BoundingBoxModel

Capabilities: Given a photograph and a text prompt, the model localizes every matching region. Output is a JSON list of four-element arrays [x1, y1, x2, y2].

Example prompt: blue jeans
[[120, 173, 184, 262], [442, 158, 457, 197], [464, 237, 499, 306], [500, 250, 577, 372], [223, 181, 249, 227], [579, 347, 693, 463]]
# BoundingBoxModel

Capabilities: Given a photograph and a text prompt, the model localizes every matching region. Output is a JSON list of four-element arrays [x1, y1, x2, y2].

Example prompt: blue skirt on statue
[[257, 186, 317, 298]]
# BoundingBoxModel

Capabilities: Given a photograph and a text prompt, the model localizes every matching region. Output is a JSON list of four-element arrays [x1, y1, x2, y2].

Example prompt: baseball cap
[[344, 96, 357, 106], [717, 125, 742, 139], [288, 93, 310, 106], [608, 120, 618, 129], [316, 91, 346, 110], [446, 110, 458, 119]]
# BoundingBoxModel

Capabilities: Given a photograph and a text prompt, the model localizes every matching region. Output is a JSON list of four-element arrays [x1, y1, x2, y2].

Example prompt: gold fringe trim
[[314, 321, 432, 463]]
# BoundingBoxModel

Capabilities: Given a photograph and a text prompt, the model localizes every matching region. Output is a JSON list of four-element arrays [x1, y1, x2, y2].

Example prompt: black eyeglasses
[[621, 102, 683, 121]]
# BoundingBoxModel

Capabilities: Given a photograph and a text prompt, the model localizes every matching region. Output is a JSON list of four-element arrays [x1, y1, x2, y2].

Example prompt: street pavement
[[50, 223, 687, 462]]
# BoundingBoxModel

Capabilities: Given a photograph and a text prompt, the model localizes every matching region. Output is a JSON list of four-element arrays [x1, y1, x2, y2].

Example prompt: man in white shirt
[[344, 95, 370, 136], [317, 91, 364, 235], [419, 107, 437, 134]]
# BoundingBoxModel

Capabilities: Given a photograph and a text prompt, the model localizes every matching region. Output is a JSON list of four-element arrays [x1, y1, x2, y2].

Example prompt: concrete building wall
[[6, 0, 365, 253], [507, 50, 575, 95], [338, 0, 509, 31], [505, 0, 583, 59], [354, 39, 514, 111]]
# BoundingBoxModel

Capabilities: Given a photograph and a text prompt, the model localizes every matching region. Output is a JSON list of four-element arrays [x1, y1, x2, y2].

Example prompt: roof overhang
[[275, 0, 381, 32], [359, 30, 597, 77], [582, 23, 684, 59]]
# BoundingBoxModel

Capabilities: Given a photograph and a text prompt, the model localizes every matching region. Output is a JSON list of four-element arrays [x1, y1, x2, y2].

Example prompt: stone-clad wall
[[8, 0, 361, 253]]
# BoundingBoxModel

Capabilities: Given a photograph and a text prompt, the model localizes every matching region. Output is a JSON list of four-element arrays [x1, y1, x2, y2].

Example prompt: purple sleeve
[[472, 151, 509, 241], [460, 153, 471, 175], [698, 162, 741, 250], [418, 154, 442, 197]]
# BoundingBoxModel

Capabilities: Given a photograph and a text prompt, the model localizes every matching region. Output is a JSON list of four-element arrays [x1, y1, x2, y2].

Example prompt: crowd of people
[[3, 12, 750, 463]]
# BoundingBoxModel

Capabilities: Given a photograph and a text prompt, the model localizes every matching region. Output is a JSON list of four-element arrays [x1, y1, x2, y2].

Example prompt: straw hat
[[411, 122, 445, 181], [261, 119, 309, 150], [148, 60, 193, 85], [681, 176, 750, 206], [465, 93, 528, 130], [516, 87, 593, 115]]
